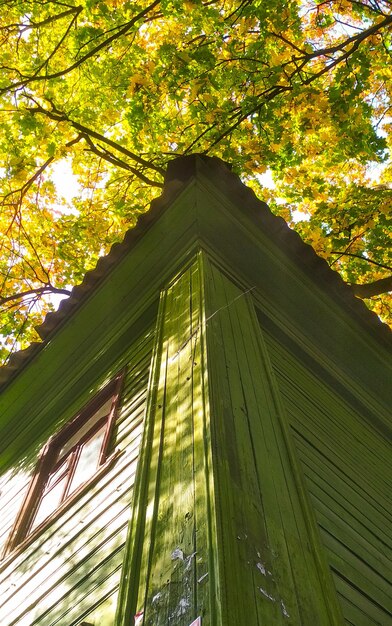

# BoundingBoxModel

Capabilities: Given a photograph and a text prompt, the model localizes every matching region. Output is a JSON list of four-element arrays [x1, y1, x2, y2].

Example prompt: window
[[5, 373, 124, 554]]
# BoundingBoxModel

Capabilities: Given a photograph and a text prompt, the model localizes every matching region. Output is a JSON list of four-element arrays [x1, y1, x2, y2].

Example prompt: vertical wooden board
[[115, 304, 167, 626], [172, 265, 198, 621], [193, 254, 221, 626], [248, 301, 345, 626], [145, 282, 180, 622], [204, 265, 241, 622], [123, 256, 223, 626], [247, 293, 349, 626], [135, 289, 172, 621], [118, 254, 346, 626], [204, 259, 343, 626], [149, 267, 197, 625], [130, 266, 198, 626], [204, 261, 277, 625], [210, 263, 304, 624], [235, 319, 320, 624], [133, 294, 171, 611], [233, 290, 305, 624]]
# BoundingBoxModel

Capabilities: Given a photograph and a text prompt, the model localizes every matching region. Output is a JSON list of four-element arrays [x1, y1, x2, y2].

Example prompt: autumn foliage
[[0, 0, 391, 361]]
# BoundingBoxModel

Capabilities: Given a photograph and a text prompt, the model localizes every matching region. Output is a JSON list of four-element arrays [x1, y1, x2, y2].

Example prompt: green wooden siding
[[119, 258, 217, 626], [0, 328, 153, 626], [202, 257, 343, 626], [262, 330, 392, 626], [0, 159, 390, 626], [119, 252, 344, 626]]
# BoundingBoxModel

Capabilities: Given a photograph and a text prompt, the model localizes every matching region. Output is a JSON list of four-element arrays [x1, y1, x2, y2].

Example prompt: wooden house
[[0, 155, 390, 626]]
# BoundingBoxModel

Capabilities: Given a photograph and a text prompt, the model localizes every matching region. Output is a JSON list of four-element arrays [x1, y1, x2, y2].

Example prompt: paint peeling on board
[[171, 547, 184, 561], [152, 591, 162, 605], [280, 600, 290, 618], [256, 562, 267, 576], [254, 554, 289, 618], [170, 547, 197, 571], [169, 597, 191, 621], [185, 550, 197, 570], [258, 582, 290, 619], [256, 561, 273, 577], [259, 587, 276, 602], [236, 533, 248, 540], [197, 572, 208, 584], [177, 598, 190, 615]]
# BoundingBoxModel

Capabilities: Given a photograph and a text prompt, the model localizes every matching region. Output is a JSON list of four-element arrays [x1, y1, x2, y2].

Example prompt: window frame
[[4, 371, 124, 556]]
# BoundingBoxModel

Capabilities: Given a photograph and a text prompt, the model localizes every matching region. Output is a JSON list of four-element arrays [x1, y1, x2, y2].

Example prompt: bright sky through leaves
[[50, 160, 80, 210]]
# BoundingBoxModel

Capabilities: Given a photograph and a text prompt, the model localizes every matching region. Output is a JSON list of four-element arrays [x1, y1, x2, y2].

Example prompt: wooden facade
[[0, 155, 391, 626]]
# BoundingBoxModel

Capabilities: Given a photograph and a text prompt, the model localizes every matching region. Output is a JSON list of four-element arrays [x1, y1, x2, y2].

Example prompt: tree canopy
[[0, 0, 391, 362]]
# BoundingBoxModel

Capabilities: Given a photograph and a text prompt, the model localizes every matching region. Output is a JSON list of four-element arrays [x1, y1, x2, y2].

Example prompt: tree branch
[[2, 134, 83, 236], [0, 286, 71, 307], [0, 0, 161, 95], [32, 6, 82, 77], [81, 134, 164, 187], [331, 251, 392, 272], [192, 13, 392, 152], [25, 100, 165, 176], [0, 5, 81, 34], [351, 276, 392, 298]]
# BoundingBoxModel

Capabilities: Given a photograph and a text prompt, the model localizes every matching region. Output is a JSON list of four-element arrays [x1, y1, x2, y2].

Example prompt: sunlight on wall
[[0, 467, 30, 555], [0, 472, 129, 625]]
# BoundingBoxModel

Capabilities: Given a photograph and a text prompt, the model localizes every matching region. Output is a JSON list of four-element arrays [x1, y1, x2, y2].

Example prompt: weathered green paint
[[0, 156, 390, 626], [117, 252, 344, 625], [118, 256, 218, 626], [262, 329, 392, 625], [0, 329, 154, 625], [203, 256, 345, 625]]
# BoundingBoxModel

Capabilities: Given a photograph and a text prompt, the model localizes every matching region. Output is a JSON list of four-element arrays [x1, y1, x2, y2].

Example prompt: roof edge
[[1, 155, 390, 388]]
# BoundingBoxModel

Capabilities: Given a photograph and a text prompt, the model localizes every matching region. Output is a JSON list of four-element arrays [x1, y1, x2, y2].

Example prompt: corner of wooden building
[[0, 155, 390, 626]]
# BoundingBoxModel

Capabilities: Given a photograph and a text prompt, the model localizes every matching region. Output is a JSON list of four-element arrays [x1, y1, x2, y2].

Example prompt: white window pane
[[31, 476, 67, 530], [58, 397, 113, 459], [67, 426, 106, 495]]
